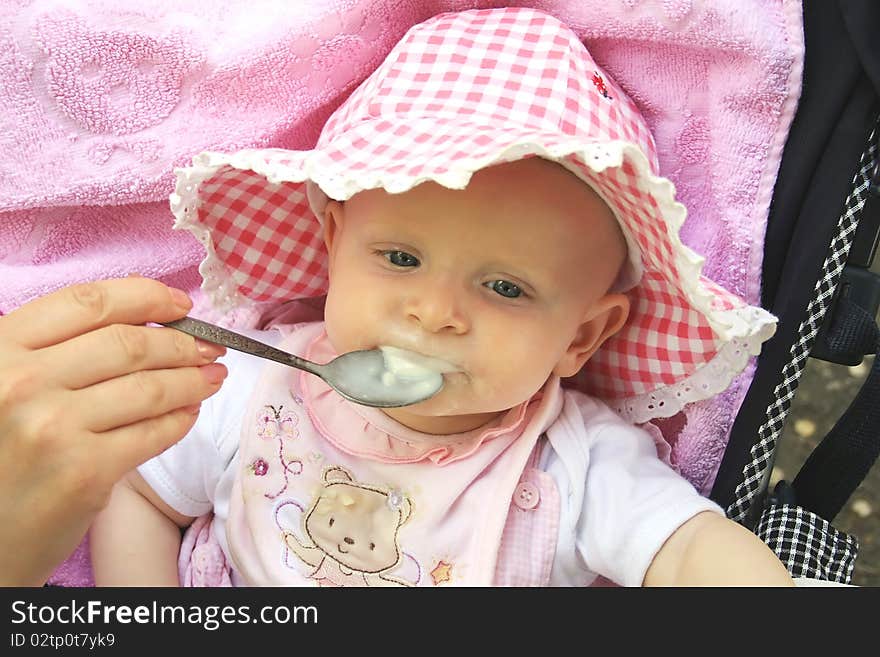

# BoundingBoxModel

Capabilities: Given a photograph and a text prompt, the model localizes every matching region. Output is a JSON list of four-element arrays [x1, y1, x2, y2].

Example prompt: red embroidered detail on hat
[[592, 72, 612, 100]]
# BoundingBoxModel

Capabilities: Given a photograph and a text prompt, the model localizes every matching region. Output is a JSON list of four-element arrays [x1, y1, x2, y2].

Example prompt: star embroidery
[[430, 560, 453, 585]]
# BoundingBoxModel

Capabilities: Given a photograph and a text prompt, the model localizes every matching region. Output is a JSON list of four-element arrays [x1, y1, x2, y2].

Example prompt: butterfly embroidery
[[254, 405, 304, 499], [257, 405, 298, 440]]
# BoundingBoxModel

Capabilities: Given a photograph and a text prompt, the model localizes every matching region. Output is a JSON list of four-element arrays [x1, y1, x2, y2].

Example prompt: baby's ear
[[553, 294, 630, 378], [322, 200, 345, 255]]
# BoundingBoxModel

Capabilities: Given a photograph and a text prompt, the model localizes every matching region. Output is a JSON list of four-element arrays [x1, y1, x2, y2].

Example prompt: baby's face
[[322, 158, 629, 434]]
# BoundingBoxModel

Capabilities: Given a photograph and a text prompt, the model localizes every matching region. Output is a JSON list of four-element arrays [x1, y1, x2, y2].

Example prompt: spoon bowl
[[161, 316, 444, 408]]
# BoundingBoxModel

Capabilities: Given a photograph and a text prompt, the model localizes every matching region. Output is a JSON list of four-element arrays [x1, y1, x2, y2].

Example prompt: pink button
[[513, 481, 540, 510]]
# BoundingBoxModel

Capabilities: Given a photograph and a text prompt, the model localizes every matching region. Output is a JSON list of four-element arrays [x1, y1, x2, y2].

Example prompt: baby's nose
[[404, 281, 469, 335], [343, 537, 355, 545]]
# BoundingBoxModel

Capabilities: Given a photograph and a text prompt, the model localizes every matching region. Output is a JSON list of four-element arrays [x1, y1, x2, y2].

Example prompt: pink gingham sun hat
[[171, 7, 776, 424]]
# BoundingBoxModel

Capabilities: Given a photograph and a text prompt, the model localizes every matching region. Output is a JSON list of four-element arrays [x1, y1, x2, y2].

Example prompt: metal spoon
[[161, 316, 443, 408]]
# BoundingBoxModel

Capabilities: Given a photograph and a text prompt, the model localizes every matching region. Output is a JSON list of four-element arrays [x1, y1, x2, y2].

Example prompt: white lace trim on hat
[[171, 140, 777, 424], [611, 304, 776, 424]]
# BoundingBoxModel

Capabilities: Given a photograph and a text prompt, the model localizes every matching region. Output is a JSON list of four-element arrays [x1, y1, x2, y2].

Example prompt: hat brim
[[172, 118, 776, 423]]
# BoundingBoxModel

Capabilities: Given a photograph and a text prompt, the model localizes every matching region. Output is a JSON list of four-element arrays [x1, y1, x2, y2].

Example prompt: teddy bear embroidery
[[281, 466, 417, 587]]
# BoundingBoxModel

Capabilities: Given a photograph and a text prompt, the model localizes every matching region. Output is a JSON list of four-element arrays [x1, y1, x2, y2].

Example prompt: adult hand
[[0, 278, 227, 586]]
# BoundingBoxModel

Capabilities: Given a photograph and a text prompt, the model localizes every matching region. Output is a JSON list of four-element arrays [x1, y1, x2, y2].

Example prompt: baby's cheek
[[324, 295, 367, 352], [493, 355, 559, 403], [485, 344, 550, 384], [470, 370, 539, 410]]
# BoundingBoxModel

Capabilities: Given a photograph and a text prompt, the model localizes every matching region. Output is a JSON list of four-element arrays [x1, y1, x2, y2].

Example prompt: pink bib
[[225, 323, 563, 586]]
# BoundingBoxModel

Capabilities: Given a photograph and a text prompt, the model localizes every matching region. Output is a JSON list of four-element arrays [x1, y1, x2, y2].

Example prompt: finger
[[40, 323, 226, 389], [0, 278, 193, 350], [77, 363, 227, 433], [95, 406, 205, 479]]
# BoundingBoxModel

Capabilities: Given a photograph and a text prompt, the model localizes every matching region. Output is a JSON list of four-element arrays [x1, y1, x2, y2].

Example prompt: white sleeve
[[546, 393, 723, 587], [137, 329, 281, 517]]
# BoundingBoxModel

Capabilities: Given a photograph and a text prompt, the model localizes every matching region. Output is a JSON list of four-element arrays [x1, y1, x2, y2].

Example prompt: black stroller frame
[[710, 1, 880, 583]]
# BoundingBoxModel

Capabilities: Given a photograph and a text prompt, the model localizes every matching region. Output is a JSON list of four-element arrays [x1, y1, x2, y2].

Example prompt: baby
[[90, 8, 792, 586]]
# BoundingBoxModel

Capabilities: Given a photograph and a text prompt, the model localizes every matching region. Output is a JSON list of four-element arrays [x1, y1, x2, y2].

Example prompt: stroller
[[2, 0, 877, 586], [711, 0, 880, 585]]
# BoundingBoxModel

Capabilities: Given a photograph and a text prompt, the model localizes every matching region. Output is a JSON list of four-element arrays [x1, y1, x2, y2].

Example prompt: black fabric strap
[[755, 504, 858, 583], [791, 295, 880, 521]]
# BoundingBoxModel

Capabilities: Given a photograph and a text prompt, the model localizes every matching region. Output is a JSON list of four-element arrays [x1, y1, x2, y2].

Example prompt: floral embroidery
[[254, 404, 304, 499], [250, 458, 269, 476]]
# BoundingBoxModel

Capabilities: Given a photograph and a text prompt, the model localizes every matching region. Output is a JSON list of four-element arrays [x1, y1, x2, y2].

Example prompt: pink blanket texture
[[0, 0, 804, 585]]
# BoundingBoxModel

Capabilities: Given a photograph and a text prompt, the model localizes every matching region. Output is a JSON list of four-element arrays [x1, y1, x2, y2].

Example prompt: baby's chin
[[383, 379, 522, 430], [381, 403, 507, 435], [390, 380, 470, 416]]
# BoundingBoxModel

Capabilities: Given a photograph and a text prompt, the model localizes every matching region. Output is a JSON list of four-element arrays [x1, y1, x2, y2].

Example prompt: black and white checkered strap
[[755, 504, 858, 583], [727, 118, 880, 524]]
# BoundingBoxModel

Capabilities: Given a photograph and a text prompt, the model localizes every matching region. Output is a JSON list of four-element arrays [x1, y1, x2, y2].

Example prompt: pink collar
[[297, 329, 542, 465]]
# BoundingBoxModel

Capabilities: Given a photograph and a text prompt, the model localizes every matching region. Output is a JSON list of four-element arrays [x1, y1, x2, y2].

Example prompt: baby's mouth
[[337, 544, 348, 554], [377, 345, 461, 375]]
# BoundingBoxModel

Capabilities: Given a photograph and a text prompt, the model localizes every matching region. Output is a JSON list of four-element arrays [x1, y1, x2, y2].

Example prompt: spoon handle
[[160, 316, 322, 376]]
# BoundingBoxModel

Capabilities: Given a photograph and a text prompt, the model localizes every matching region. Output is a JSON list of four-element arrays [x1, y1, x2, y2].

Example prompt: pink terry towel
[[0, 1, 803, 586]]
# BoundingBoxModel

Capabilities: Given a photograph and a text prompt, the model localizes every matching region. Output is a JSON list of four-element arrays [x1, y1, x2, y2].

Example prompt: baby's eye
[[369, 542, 376, 551], [486, 280, 522, 298], [329, 517, 335, 527], [384, 250, 420, 267]]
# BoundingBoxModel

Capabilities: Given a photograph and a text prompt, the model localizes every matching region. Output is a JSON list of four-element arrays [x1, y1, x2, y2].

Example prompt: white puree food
[[377, 346, 458, 398], [332, 346, 456, 405]]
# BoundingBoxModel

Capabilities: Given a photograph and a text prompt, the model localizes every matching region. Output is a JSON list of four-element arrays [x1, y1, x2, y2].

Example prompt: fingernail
[[200, 362, 228, 385], [196, 339, 226, 359], [170, 287, 192, 310]]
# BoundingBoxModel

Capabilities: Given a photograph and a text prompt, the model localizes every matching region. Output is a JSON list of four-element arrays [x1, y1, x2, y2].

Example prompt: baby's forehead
[[347, 158, 623, 246]]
